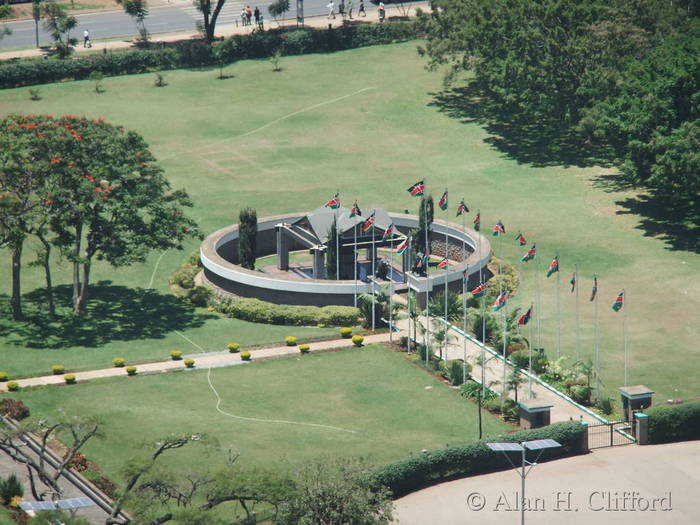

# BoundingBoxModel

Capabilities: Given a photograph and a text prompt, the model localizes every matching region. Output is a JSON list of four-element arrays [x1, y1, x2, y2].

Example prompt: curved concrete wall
[[200, 213, 491, 306]]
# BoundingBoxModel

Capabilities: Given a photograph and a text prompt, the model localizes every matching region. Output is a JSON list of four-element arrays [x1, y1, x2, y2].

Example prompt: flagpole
[[335, 192, 340, 281], [594, 275, 600, 398], [353, 203, 358, 307], [556, 253, 561, 359], [371, 216, 376, 332], [461, 205, 467, 384], [498, 228, 507, 408], [536, 253, 542, 362], [575, 263, 580, 361], [424, 193, 430, 367], [389, 229, 394, 344], [623, 288, 628, 387], [478, 211, 486, 397], [528, 303, 533, 399], [443, 191, 449, 363]]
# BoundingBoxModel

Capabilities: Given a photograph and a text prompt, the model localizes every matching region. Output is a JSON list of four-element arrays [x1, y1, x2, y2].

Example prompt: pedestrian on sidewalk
[[378, 1, 385, 22], [241, 7, 247, 25], [348, 0, 353, 18], [358, 0, 366, 17], [254, 6, 260, 25], [246, 5, 252, 25], [83, 29, 90, 47], [258, 14, 264, 29], [339, 0, 345, 19], [327, 0, 336, 19]]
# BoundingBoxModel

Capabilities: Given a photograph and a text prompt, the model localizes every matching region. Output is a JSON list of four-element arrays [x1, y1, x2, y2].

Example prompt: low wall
[[200, 213, 491, 306]]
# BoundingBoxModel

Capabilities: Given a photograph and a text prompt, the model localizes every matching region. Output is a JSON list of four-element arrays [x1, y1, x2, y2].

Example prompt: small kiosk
[[618, 385, 654, 422], [518, 399, 554, 430]]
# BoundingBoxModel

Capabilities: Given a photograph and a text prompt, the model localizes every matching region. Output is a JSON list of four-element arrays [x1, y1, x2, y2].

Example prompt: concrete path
[[395, 316, 604, 425], [393, 440, 700, 525], [0, 332, 393, 391]]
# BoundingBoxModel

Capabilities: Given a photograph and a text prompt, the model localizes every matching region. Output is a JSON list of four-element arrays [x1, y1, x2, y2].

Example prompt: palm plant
[[427, 290, 463, 322], [358, 284, 399, 329]]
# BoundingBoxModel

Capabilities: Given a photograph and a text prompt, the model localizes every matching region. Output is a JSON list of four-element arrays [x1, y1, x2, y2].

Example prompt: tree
[[276, 457, 394, 525], [358, 284, 399, 329], [116, 0, 149, 43], [411, 194, 433, 258], [238, 207, 257, 270], [0, 1, 12, 41], [0, 412, 99, 501], [193, 0, 227, 44], [325, 217, 339, 279], [427, 289, 462, 322], [268, 0, 290, 25], [41, 2, 77, 57]]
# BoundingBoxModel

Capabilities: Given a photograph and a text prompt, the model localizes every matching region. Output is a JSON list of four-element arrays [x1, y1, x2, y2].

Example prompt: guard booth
[[619, 385, 654, 422], [518, 399, 553, 430]]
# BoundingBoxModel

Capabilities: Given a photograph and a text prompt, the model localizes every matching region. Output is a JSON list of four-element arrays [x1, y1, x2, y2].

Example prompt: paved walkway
[[0, 332, 393, 391], [393, 441, 700, 525]]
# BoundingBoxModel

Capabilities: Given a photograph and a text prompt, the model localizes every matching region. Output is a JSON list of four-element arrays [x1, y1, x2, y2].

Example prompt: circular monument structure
[[200, 207, 491, 306]]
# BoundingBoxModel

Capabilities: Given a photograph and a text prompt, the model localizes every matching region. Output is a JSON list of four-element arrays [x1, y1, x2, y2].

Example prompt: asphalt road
[[0, 0, 377, 49]]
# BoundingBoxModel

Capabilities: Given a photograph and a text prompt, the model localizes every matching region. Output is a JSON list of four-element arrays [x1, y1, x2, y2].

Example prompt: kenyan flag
[[471, 282, 487, 297], [382, 224, 394, 240], [350, 202, 362, 217], [590, 275, 598, 302], [407, 180, 425, 197], [521, 244, 537, 262], [395, 238, 409, 255], [569, 272, 577, 292], [516, 232, 527, 246], [456, 199, 469, 217], [492, 220, 506, 236], [492, 291, 508, 312], [546, 256, 559, 278], [518, 305, 533, 326], [612, 291, 624, 312], [437, 257, 448, 269], [462, 267, 469, 281], [362, 214, 375, 233], [324, 193, 340, 209], [438, 190, 448, 211], [473, 212, 481, 231]]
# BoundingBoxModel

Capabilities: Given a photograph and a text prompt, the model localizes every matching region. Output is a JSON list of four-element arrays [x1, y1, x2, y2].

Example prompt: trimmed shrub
[[0, 371, 7, 382], [169, 265, 199, 289], [112, 357, 126, 367], [0, 474, 24, 506], [184, 358, 195, 368], [447, 360, 470, 386], [51, 364, 65, 375], [64, 374, 77, 385], [285, 336, 297, 346], [340, 327, 353, 338], [299, 344, 310, 354], [0, 399, 30, 420], [217, 297, 359, 326], [126, 366, 138, 376], [170, 350, 184, 360], [6, 382, 19, 392], [238, 207, 258, 270], [352, 335, 364, 347], [240, 351, 252, 361], [647, 401, 700, 444], [374, 422, 586, 497], [569, 385, 592, 405], [184, 285, 211, 307], [227, 343, 240, 353]]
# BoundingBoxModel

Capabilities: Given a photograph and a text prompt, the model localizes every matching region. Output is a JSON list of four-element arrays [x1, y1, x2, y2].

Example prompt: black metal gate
[[588, 420, 636, 449]]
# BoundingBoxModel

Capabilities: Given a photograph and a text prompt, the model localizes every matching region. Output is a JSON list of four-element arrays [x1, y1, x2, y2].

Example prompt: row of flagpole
[[323, 185, 630, 397]]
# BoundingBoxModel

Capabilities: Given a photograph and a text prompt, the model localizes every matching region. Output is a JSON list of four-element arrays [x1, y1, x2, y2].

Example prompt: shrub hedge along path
[[0, 332, 393, 391]]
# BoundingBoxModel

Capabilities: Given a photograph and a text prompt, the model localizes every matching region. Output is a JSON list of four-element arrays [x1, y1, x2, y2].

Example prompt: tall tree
[[116, 0, 149, 42], [411, 194, 433, 259], [238, 207, 257, 270], [325, 217, 339, 279], [193, 0, 227, 44], [41, 2, 77, 56]]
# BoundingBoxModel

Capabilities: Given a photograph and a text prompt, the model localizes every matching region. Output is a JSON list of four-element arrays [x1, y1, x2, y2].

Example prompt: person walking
[[83, 29, 90, 47], [358, 0, 365, 17], [347, 0, 353, 18], [241, 7, 247, 25], [327, 0, 335, 19], [246, 5, 252, 25], [254, 6, 260, 25], [378, 1, 385, 21], [339, 0, 345, 19]]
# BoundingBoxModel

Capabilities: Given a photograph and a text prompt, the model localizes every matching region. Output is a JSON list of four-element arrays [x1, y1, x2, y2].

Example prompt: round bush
[[184, 358, 195, 368], [240, 351, 252, 361], [112, 358, 126, 367], [285, 336, 297, 346], [126, 366, 138, 376], [299, 344, 310, 354], [64, 374, 76, 385], [170, 350, 184, 360], [0, 371, 8, 382], [7, 381, 19, 392], [340, 327, 353, 338], [352, 335, 364, 347], [51, 364, 65, 375], [227, 343, 240, 353]]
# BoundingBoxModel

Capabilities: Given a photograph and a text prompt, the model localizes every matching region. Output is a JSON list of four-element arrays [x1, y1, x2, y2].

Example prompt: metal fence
[[588, 420, 636, 449]]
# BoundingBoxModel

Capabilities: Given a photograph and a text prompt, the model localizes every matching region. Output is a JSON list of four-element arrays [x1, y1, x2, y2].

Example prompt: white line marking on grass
[[147, 250, 168, 289], [174, 331, 357, 433]]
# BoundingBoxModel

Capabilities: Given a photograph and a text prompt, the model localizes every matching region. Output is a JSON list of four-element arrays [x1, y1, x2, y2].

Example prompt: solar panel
[[57, 497, 95, 510], [19, 501, 57, 511], [523, 439, 562, 450], [486, 442, 524, 452]]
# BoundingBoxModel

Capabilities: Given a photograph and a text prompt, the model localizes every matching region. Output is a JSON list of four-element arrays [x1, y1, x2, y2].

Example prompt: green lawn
[[0, 42, 698, 399], [10, 344, 512, 481]]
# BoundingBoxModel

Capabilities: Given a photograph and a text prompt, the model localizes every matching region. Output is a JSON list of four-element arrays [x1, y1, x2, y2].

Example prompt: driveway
[[393, 441, 700, 525]]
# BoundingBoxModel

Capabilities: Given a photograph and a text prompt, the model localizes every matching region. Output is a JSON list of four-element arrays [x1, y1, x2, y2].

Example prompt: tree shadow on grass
[[428, 82, 614, 169], [0, 281, 216, 349]]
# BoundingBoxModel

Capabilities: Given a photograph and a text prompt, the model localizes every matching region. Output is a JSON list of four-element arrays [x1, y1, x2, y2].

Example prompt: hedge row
[[0, 21, 421, 89], [647, 401, 700, 444], [373, 422, 586, 498], [217, 297, 359, 327]]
